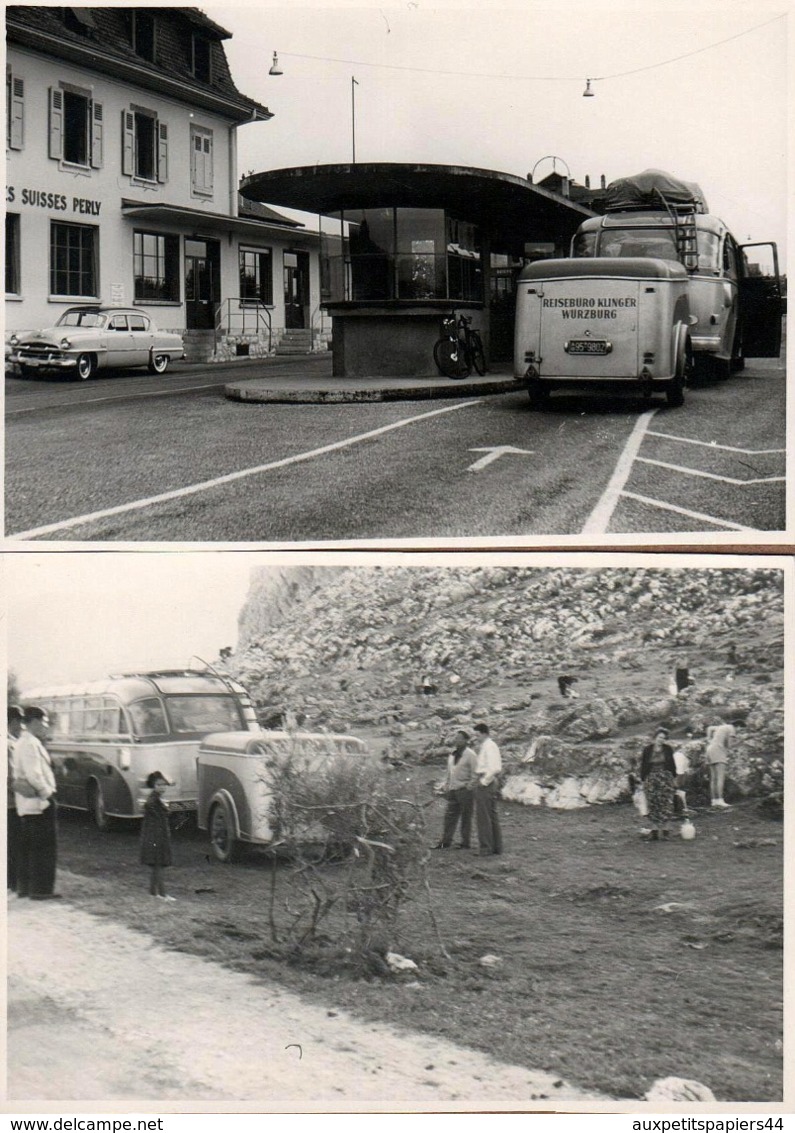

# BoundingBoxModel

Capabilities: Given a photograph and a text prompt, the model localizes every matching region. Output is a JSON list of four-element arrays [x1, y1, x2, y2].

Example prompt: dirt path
[[7, 878, 610, 1110]]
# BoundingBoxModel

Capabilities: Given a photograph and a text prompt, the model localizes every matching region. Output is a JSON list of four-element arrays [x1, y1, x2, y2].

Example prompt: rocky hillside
[[223, 566, 785, 809]]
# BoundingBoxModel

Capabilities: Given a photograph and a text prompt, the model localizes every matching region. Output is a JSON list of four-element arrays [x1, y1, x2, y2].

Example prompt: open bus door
[[739, 242, 783, 358]]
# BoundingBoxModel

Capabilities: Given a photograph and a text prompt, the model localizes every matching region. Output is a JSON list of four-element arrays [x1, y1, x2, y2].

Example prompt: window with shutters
[[6, 72, 24, 150], [190, 126, 213, 197], [122, 106, 168, 184], [49, 83, 102, 170], [6, 214, 20, 295], [50, 221, 98, 297]]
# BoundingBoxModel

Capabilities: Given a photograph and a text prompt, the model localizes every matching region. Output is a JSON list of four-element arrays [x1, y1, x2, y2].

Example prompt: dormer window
[[62, 7, 95, 35], [131, 11, 156, 62], [192, 34, 211, 83]]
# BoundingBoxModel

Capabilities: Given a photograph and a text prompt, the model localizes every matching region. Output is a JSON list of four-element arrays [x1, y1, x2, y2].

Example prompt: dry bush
[[260, 745, 439, 973]]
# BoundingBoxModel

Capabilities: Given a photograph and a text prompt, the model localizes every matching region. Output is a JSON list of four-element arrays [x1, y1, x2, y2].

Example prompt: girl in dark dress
[[640, 728, 677, 840], [140, 771, 174, 900]]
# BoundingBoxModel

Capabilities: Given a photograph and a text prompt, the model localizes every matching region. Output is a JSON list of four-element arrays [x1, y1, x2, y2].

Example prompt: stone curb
[[224, 377, 525, 404]]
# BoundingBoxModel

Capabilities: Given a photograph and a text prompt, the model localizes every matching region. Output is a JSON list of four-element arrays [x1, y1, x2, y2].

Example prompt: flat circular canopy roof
[[241, 163, 593, 250]]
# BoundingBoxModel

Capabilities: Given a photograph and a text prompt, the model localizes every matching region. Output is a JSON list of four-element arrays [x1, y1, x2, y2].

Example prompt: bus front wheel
[[209, 800, 240, 863], [88, 782, 110, 831]]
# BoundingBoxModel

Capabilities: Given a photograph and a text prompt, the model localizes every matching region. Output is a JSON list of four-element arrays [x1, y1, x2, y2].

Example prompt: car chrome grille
[[17, 344, 63, 360]]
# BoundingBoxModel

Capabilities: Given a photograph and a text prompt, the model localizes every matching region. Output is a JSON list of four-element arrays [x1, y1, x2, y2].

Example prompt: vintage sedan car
[[197, 730, 369, 862], [8, 306, 184, 380]]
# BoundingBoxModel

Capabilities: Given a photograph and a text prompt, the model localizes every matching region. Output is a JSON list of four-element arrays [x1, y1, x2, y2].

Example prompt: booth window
[[5, 214, 20, 295], [322, 208, 482, 302], [50, 221, 98, 297], [396, 210, 446, 299], [123, 106, 168, 184], [134, 231, 180, 301], [446, 217, 482, 301], [191, 127, 213, 196], [240, 248, 273, 305], [49, 84, 103, 169]]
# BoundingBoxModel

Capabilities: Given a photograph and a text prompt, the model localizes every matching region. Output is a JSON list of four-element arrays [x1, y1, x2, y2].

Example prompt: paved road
[[5, 355, 786, 540]]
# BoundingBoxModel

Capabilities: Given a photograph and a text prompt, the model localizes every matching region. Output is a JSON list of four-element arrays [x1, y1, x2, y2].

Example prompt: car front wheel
[[149, 352, 170, 375], [209, 800, 240, 863], [76, 353, 96, 381]]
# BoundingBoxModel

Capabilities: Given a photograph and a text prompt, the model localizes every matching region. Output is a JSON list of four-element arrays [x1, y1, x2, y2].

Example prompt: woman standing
[[640, 727, 677, 840], [140, 771, 175, 900]]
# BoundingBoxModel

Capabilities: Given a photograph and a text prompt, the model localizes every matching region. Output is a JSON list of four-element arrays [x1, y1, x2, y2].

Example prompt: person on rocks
[[705, 719, 741, 809], [141, 771, 175, 901], [7, 705, 25, 893], [672, 654, 693, 695], [13, 706, 61, 900], [640, 726, 677, 840], [473, 722, 503, 856], [434, 729, 477, 849]]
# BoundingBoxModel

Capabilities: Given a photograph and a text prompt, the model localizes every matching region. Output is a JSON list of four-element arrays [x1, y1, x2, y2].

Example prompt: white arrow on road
[[467, 446, 535, 472]]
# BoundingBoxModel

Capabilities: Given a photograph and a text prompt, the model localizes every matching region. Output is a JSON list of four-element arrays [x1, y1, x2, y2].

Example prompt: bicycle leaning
[[433, 312, 487, 379]]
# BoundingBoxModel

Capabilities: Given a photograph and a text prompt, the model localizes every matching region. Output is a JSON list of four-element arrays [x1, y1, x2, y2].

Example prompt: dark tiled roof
[[237, 195, 304, 229], [6, 6, 268, 119]]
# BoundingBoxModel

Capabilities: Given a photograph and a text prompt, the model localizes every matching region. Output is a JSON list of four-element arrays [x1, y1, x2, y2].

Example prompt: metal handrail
[[310, 304, 330, 350], [215, 298, 273, 354]]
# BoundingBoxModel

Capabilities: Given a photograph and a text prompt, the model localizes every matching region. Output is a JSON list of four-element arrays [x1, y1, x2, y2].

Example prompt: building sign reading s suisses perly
[[542, 296, 637, 320], [7, 187, 102, 215]]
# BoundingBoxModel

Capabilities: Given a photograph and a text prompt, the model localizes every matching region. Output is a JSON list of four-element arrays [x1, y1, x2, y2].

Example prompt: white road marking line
[[467, 445, 535, 472], [620, 491, 758, 532], [6, 382, 229, 416], [8, 399, 482, 540], [646, 430, 785, 455], [636, 456, 785, 485], [580, 409, 657, 534]]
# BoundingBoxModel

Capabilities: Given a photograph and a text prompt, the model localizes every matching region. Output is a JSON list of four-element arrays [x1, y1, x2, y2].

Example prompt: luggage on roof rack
[[605, 169, 708, 214]]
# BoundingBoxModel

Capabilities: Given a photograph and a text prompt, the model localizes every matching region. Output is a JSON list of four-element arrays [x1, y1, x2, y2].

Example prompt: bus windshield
[[165, 695, 242, 734], [597, 228, 679, 261]]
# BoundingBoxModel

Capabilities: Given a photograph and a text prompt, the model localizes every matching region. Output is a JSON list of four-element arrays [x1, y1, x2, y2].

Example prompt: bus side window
[[129, 697, 168, 738], [697, 231, 720, 273], [572, 231, 597, 257], [722, 236, 739, 280]]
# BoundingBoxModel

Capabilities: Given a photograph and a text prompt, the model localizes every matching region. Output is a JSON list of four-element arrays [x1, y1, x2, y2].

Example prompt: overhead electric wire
[[274, 12, 784, 85]]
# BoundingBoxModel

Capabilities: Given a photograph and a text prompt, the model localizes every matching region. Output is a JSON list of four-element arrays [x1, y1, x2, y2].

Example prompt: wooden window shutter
[[204, 134, 213, 193], [90, 100, 103, 168], [157, 121, 168, 183], [9, 75, 24, 150], [121, 109, 135, 176], [48, 87, 64, 160]]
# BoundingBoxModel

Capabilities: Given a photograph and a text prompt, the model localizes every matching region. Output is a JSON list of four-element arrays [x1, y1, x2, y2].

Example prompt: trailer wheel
[[666, 377, 685, 408], [527, 382, 550, 410], [209, 799, 240, 863]]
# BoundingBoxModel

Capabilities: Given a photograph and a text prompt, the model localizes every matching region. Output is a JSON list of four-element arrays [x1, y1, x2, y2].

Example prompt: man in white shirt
[[473, 722, 503, 856], [13, 706, 61, 900], [705, 719, 741, 809]]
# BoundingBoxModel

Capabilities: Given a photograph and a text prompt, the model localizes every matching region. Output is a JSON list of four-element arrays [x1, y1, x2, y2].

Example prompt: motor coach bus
[[22, 670, 259, 829], [196, 729, 369, 862], [515, 170, 783, 406]]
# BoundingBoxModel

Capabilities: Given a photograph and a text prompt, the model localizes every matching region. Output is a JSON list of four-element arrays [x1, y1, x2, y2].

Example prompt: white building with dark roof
[[5, 6, 323, 361]]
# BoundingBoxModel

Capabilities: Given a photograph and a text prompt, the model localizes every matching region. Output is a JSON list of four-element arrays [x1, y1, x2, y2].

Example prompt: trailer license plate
[[566, 340, 611, 355]]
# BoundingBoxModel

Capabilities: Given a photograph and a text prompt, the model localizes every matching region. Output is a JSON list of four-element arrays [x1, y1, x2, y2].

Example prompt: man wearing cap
[[13, 706, 61, 900], [434, 729, 477, 849], [7, 705, 25, 892], [473, 722, 503, 856]]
